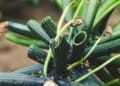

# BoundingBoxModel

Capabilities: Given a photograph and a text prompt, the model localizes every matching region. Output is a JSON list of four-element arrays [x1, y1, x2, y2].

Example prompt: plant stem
[[55, 20, 73, 41], [5, 32, 48, 48], [43, 1, 75, 76], [57, 0, 75, 34], [68, 0, 85, 41], [67, 36, 102, 70], [43, 20, 73, 76], [74, 54, 120, 83], [104, 78, 120, 86], [43, 49, 51, 76]]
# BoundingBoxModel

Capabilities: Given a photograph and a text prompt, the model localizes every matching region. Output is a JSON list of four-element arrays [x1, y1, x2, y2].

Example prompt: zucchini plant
[[0, 0, 120, 86]]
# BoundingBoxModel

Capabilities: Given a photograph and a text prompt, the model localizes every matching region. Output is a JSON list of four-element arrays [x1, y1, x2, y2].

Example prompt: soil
[[0, 1, 120, 72]]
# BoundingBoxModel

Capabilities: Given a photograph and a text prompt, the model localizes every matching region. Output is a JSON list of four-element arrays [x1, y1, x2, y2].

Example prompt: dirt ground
[[0, 1, 120, 72]]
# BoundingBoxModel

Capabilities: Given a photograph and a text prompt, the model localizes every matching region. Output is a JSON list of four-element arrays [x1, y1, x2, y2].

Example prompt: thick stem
[[68, 31, 87, 63], [103, 78, 120, 86], [67, 36, 102, 70], [43, 1, 75, 76]]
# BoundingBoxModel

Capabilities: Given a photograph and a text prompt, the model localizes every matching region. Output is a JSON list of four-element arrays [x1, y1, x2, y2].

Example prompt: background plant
[[0, 0, 120, 86]]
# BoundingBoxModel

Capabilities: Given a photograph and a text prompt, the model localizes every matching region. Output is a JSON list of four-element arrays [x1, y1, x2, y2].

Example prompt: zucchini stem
[[43, 20, 73, 77], [43, 1, 76, 76], [67, 35, 102, 70]]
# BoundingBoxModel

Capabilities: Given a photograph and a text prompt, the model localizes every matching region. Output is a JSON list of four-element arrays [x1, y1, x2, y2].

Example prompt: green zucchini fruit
[[8, 21, 40, 39], [0, 73, 80, 86], [93, 0, 120, 29], [93, 10, 113, 35], [77, 0, 88, 19], [4, 32, 48, 48], [13, 64, 43, 75], [69, 31, 87, 63], [41, 16, 57, 38], [83, 0, 100, 33], [87, 38, 120, 58], [0, 73, 45, 86], [94, 68, 114, 83], [28, 45, 47, 64], [61, 0, 74, 20], [27, 20, 50, 44], [95, 55, 120, 66]]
